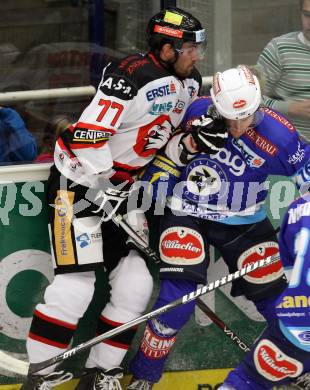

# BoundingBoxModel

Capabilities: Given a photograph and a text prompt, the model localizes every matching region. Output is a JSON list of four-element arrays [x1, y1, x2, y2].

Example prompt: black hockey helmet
[[147, 7, 206, 52]]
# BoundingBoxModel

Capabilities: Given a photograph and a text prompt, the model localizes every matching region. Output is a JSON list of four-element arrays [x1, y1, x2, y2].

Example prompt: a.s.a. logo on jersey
[[134, 115, 173, 157], [183, 157, 228, 203]]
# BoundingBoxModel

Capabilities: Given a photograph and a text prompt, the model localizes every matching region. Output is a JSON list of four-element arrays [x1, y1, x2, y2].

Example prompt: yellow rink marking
[[0, 368, 230, 390]]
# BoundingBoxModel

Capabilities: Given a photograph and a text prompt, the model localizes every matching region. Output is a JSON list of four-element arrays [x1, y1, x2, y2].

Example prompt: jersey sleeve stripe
[[75, 121, 116, 134]]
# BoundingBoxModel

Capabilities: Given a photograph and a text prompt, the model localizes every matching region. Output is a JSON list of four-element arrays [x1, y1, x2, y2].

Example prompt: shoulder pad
[[99, 73, 137, 100], [114, 53, 172, 90], [262, 108, 296, 133]]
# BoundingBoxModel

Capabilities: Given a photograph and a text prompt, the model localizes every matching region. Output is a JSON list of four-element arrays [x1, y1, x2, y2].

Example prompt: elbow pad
[[138, 152, 183, 200]]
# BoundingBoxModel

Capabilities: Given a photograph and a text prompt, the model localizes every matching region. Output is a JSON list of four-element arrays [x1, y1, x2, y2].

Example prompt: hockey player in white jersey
[[20, 7, 228, 390]]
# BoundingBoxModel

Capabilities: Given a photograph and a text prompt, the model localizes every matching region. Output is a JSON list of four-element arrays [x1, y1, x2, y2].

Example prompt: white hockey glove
[[93, 184, 132, 222], [93, 171, 134, 221], [191, 115, 228, 154]]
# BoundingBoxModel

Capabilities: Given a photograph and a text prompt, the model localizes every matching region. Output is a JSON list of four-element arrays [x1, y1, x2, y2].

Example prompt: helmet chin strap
[[151, 44, 183, 78], [161, 56, 178, 73]]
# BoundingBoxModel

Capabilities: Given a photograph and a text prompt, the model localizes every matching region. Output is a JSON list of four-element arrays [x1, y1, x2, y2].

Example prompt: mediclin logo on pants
[[254, 339, 303, 381], [159, 226, 204, 265], [141, 324, 176, 360]]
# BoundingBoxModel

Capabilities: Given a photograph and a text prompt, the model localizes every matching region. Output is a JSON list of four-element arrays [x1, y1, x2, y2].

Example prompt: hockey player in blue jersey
[[220, 193, 310, 389], [127, 65, 310, 389]]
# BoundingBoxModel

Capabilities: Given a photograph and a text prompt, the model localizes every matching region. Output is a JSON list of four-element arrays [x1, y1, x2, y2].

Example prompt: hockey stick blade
[[22, 254, 278, 374], [196, 299, 306, 390], [0, 350, 29, 376]]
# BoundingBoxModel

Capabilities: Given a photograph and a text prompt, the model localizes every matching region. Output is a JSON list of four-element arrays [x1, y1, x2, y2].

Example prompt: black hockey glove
[[191, 115, 228, 154]]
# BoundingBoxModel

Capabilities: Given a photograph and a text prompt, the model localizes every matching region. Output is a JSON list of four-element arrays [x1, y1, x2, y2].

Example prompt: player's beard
[[174, 63, 193, 78]]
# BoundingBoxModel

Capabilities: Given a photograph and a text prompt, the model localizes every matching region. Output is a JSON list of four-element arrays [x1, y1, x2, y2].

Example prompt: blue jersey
[[169, 97, 310, 224], [276, 194, 310, 352]]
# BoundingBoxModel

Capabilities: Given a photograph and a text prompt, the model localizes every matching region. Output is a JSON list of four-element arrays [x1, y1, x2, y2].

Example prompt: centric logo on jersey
[[184, 157, 227, 202]]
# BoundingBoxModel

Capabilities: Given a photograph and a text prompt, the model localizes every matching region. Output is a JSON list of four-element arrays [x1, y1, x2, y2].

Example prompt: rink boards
[[0, 165, 297, 388]]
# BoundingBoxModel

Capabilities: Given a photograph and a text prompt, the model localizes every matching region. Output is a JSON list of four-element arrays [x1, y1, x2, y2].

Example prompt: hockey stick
[[109, 219, 304, 389], [106, 215, 271, 356], [111, 219, 255, 355], [196, 298, 251, 353], [195, 301, 308, 390], [111, 213, 159, 263], [0, 254, 278, 376]]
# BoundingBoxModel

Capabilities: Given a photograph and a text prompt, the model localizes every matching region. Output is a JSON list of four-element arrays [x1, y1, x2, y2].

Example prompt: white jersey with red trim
[[54, 52, 201, 186]]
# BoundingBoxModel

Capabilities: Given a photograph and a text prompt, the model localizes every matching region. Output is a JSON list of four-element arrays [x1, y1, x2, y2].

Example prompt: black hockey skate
[[75, 367, 123, 390], [126, 377, 154, 390], [20, 370, 73, 390]]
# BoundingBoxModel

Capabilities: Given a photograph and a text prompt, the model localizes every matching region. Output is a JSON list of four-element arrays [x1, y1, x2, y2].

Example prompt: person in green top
[[257, 0, 310, 141]]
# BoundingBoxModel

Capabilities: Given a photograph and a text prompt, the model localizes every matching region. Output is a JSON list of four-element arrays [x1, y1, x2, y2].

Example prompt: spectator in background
[[257, 0, 310, 140], [35, 115, 71, 163], [0, 106, 37, 164]]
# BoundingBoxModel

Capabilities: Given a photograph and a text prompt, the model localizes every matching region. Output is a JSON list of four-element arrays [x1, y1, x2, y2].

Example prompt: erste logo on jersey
[[134, 115, 172, 157], [254, 339, 303, 381], [160, 226, 204, 265], [184, 157, 228, 203], [146, 82, 177, 101], [237, 242, 284, 284], [100, 75, 135, 100], [232, 138, 265, 168]]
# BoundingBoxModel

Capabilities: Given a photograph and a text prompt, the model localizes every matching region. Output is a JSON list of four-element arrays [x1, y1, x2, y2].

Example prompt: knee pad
[[108, 250, 153, 319], [38, 271, 96, 322]]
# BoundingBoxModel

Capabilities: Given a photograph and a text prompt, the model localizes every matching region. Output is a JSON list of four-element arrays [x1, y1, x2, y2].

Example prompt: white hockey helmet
[[210, 65, 261, 120]]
